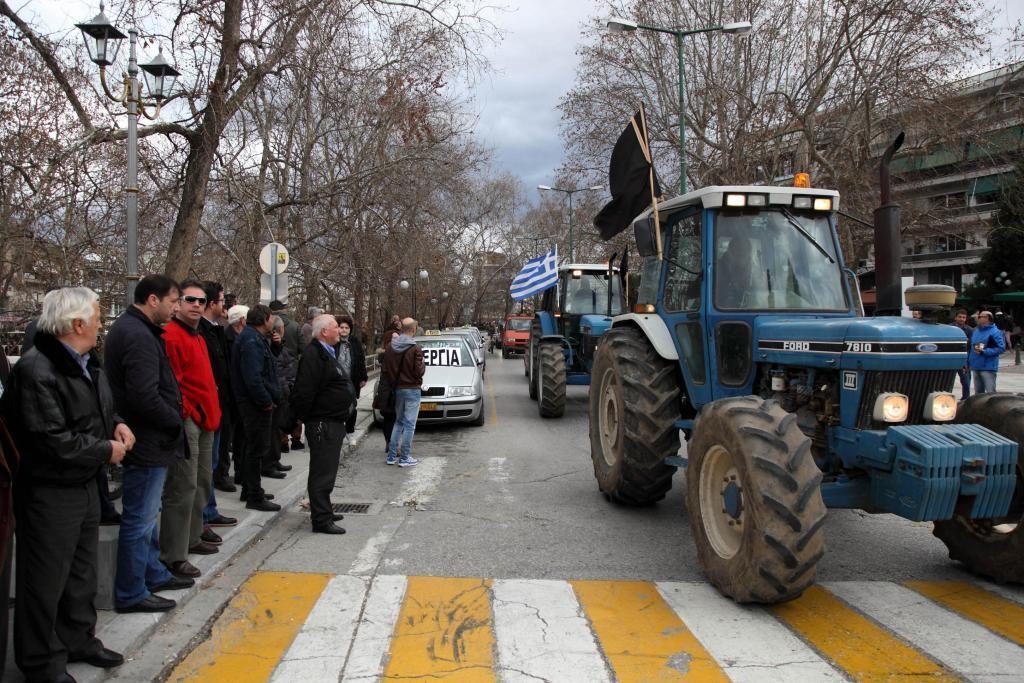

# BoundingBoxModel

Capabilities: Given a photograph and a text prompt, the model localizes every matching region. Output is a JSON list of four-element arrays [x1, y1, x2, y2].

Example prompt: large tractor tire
[[688, 396, 826, 604], [537, 343, 566, 418], [589, 327, 679, 505], [933, 392, 1024, 583], [527, 325, 540, 400]]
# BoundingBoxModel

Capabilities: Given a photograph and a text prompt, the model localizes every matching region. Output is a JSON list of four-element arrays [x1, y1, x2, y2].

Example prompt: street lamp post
[[77, 3, 180, 308], [607, 17, 752, 194], [398, 269, 429, 319], [537, 185, 603, 262]]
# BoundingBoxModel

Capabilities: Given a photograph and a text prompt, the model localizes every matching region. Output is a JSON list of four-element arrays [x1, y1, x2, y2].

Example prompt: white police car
[[373, 332, 485, 426]]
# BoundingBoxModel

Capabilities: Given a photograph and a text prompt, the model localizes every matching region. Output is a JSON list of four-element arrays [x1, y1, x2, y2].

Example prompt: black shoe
[[240, 491, 275, 502], [291, 439, 305, 450], [280, 442, 291, 453], [208, 514, 238, 527], [332, 513, 344, 521], [189, 540, 220, 555], [246, 498, 281, 512], [166, 560, 202, 578], [214, 478, 237, 493], [44, 672, 76, 683], [115, 594, 176, 613], [68, 646, 124, 668], [275, 463, 293, 472], [261, 469, 286, 479], [312, 523, 346, 534], [151, 576, 195, 592], [100, 512, 122, 526]]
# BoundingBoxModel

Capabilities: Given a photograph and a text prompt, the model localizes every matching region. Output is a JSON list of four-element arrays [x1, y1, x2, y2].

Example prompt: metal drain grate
[[332, 502, 372, 514]]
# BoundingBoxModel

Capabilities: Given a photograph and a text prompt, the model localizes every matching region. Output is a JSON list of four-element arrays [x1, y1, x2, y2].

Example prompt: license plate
[[420, 402, 438, 411]]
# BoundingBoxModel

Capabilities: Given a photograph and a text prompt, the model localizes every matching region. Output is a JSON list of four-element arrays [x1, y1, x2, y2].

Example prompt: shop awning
[[993, 291, 1024, 302]]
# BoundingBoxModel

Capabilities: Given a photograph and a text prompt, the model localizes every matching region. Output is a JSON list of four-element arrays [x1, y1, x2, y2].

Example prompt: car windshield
[[714, 210, 848, 311], [507, 319, 531, 331], [417, 339, 475, 367], [563, 273, 624, 315]]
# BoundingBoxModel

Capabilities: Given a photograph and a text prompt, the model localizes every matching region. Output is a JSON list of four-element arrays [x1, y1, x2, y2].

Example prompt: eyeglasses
[[183, 295, 207, 305]]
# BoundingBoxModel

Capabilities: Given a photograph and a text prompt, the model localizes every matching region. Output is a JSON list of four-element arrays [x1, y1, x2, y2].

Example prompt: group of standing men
[[952, 308, 1007, 396], [0, 275, 369, 682]]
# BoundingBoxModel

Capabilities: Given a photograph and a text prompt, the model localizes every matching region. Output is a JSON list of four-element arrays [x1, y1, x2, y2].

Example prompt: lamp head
[[76, 4, 126, 66], [537, 185, 552, 191], [140, 47, 181, 102], [722, 21, 753, 35], [607, 17, 638, 33]]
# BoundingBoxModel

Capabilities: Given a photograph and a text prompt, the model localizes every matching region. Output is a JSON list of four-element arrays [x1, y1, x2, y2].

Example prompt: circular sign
[[259, 242, 289, 275]]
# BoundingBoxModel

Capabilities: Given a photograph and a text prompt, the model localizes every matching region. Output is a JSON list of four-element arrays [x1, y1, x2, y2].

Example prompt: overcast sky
[[25, 0, 1024, 204]]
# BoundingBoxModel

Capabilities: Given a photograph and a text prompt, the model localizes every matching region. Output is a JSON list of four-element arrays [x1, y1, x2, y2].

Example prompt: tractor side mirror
[[634, 217, 658, 258]]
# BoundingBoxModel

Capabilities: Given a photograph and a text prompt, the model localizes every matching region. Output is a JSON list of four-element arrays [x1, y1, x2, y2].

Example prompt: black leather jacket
[[2, 332, 119, 487]]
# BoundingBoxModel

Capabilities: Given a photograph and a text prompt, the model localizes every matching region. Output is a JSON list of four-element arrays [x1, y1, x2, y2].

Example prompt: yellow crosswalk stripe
[[382, 576, 496, 681], [167, 571, 331, 683], [572, 579, 728, 682], [770, 585, 957, 682], [904, 580, 1024, 647]]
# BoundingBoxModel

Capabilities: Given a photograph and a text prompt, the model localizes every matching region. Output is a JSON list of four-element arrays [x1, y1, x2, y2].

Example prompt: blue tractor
[[588, 138, 1023, 603], [526, 264, 625, 417]]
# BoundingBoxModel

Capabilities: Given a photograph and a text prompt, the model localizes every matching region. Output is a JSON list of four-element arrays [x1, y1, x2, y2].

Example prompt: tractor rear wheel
[[588, 327, 678, 505], [688, 396, 826, 603], [538, 343, 566, 418], [933, 392, 1024, 584]]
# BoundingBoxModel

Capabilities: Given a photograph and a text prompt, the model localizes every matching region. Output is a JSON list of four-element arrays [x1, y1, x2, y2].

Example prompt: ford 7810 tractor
[[526, 264, 625, 418], [588, 140, 1022, 603]]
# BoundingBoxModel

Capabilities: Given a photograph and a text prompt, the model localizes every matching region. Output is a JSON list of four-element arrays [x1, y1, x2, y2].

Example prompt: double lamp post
[[607, 17, 752, 194], [76, 3, 180, 308]]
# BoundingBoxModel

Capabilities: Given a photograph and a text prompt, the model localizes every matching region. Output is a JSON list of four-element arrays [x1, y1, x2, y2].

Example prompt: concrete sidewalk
[[2, 380, 382, 683]]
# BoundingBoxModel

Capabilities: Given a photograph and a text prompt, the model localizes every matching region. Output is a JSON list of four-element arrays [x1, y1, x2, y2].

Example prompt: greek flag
[[510, 246, 558, 300]]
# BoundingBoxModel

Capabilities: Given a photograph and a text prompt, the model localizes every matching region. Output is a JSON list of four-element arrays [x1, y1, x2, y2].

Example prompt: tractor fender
[[612, 314, 679, 360]]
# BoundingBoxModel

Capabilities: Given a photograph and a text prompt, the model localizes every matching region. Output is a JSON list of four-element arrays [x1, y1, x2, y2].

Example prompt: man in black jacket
[[2, 287, 129, 681], [229, 304, 281, 511], [291, 314, 351, 534], [105, 274, 190, 614]]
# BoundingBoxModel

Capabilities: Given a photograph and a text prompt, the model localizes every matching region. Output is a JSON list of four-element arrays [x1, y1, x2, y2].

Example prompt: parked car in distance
[[443, 327, 486, 373], [373, 332, 485, 426], [501, 314, 532, 358]]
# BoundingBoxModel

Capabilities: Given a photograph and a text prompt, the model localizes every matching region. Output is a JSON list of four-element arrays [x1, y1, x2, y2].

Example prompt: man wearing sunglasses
[[160, 281, 222, 580]]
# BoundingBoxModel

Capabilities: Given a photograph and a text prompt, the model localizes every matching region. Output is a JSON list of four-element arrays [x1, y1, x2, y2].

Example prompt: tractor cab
[[526, 264, 624, 417]]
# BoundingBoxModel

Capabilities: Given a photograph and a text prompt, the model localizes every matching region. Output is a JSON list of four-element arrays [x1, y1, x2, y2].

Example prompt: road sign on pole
[[259, 242, 289, 275]]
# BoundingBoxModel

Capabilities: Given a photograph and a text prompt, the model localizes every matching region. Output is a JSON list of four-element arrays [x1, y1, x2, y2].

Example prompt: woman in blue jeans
[[383, 319, 425, 467], [969, 311, 1005, 393]]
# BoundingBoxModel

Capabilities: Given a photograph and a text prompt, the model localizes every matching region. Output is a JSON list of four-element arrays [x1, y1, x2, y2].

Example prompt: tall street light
[[398, 269, 429, 319], [537, 185, 603, 262], [77, 3, 180, 308], [607, 17, 752, 194]]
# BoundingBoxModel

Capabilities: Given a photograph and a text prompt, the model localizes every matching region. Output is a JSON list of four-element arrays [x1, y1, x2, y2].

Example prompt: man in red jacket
[[160, 280, 223, 579]]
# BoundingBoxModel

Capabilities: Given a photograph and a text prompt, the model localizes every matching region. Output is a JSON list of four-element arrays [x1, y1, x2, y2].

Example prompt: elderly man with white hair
[[290, 313, 352, 534], [1, 287, 131, 681]]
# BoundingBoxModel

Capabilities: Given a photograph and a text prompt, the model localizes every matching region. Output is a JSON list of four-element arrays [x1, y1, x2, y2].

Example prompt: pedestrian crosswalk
[[168, 572, 1024, 682]]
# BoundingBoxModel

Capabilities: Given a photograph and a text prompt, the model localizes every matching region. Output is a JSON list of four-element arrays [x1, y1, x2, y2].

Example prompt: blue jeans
[[115, 464, 172, 607], [957, 368, 971, 399], [387, 389, 421, 461], [972, 370, 997, 394], [203, 429, 221, 524]]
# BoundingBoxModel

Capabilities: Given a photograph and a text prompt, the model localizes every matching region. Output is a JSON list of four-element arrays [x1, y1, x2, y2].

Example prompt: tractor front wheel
[[588, 327, 678, 505], [933, 392, 1024, 583], [537, 343, 566, 418], [527, 325, 539, 400], [688, 396, 826, 603]]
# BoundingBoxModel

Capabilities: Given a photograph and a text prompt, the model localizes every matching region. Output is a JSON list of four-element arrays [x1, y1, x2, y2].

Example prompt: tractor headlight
[[873, 393, 909, 423], [925, 392, 957, 422], [448, 386, 475, 398]]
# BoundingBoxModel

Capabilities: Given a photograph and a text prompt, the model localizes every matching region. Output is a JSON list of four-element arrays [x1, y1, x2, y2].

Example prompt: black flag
[[594, 107, 661, 240]]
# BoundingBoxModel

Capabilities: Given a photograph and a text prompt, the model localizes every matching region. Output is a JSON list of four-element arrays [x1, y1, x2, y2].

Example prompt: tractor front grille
[[856, 370, 956, 430]]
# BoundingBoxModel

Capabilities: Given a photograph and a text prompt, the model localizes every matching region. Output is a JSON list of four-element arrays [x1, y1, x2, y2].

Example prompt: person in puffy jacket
[[2, 287, 131, 679], [969, 310, 1006, 393]]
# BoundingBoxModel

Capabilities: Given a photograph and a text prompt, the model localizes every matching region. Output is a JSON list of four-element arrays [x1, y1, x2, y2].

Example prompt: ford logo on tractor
[[916, 343, 938, 353]]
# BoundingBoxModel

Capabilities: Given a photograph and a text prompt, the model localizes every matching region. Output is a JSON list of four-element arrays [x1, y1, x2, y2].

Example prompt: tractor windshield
[[563, 272, 624, 315], [714, 210, 848, 311]]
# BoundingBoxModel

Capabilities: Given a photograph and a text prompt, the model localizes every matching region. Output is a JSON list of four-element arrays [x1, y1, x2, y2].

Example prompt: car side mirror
[[634, 217, 658, 258]]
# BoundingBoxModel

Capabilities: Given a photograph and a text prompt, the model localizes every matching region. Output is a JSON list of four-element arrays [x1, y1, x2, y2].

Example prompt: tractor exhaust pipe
[[874, 132, 905, 316]]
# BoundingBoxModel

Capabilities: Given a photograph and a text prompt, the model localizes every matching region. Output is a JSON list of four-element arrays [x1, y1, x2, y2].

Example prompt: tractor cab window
[[664, 213, 702, 312], [563, 272, 624, 315], [714, 210, 847, 311]]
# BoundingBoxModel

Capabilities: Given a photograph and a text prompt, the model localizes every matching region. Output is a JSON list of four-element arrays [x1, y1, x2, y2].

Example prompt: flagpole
[[635, 104, 663, 259]]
